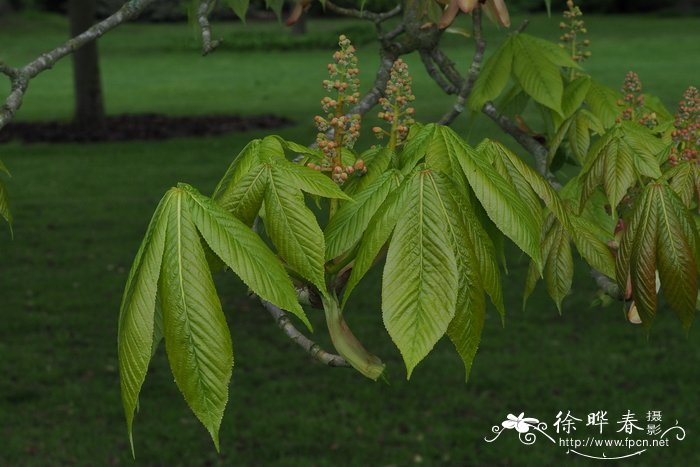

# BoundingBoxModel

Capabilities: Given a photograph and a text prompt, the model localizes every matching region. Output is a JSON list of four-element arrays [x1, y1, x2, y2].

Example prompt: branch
[[439, 8, 486, 125], [0, 0, 157, 131], [420, 49, 459, 95], [592, 269, 621, 299], [262, 300, 350, 367], [349, 49, 397, 117], [197, 0, 222, 56], [430, 47, 463, 89], [324, 1, 401, 24]]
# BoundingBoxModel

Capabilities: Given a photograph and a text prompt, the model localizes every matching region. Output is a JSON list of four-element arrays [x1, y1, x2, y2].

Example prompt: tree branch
[[439, 8, 486, 125], [262, 300, 350, 367], [197, 0, 222, 56], [420, 49, 459, 95], [324, 1, 401, 24], [429, 47, 464, 89], [0, 0, 157, 131]]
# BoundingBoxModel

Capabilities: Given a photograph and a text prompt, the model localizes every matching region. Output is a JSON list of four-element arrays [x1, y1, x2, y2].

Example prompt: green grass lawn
[[1, 10, 699, 466]]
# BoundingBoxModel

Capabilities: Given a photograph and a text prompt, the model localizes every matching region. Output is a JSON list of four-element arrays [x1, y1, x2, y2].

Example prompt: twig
[[325, 1, 401, 24], [430, 47, 463, 89], [0, 0, 157, 131], [439, 8, 486, 125], [197, 0, 222, 56], [262, 300, 350, 367]]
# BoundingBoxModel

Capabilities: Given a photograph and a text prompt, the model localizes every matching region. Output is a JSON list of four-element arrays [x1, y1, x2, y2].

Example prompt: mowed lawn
[[1, 11, 699, 466]]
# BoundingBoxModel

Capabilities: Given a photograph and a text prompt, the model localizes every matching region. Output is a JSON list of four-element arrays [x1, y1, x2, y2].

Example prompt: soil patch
[[0, 113, 294, 143]]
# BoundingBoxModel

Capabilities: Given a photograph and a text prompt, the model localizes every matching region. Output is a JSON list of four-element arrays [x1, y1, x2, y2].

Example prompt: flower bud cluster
[[558, 0, 591, 64], [305, 159, 367, 184], [616, 71, 657, 128], [314, 36, 363, 183], [669, 86, 699, 165], [373, 59, 416, 146]]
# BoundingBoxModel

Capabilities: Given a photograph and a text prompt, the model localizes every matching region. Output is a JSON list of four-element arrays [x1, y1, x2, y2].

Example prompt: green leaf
[[258, 135, 286, 163], [667, 162, 695, 208], [181, 184, 310, 329], [433, 173, 487, 381], [629, 187, 659, 329], [0, 175, 12, 231], [543, 222, 574, 312], [568, 110, 592, 164], [469, 37, 514, 111], [159, 190, 233, 451], [448, 130, 542, 268], [562, 76, 591, 119], [118, 192, 171, 454], [212, 140, 261, 201], [353, 147, 394, 194], [342, 177, 411, 307], [586, 81, 621, 128], [265, 0, 284, 20], [382, 170, 458, 378], [518, 33, 581, 70], [227, 0, 249, 22], [620, 120, 668, 166], [399, 124, 436, 175], [522, 260, 540, 310], [325, 170, 398, 260], [217, 163, 268, 225], [656, 185, 697, 332], [264, 168, 327, 294], [272, 161, 351, 200], [569, 215, 616, 279], [603, 136, 635, 209], [511, 35, 564, 114]]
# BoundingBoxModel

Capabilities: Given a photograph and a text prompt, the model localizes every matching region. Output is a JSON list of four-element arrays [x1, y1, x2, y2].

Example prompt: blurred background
[[1, 1, 699, 465]]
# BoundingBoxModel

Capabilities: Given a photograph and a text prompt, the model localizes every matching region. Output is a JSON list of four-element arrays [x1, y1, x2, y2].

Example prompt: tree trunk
[[68, 0, 105, 129]]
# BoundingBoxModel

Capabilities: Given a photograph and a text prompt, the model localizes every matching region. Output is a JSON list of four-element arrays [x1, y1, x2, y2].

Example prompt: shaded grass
[[1, 11, 699, 466]]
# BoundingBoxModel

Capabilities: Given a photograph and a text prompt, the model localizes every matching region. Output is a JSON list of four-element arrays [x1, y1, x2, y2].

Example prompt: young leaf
[[399, 124, 436, 175], [216, 163, 269, 224], [342, 177, 412, 307], [586, 81, 621, 128], [382, 169, 458, 378], [656, 185, 697, 332], [180, 184, 310, 329], [118, 191, 171, 453], [629, 187, 659, 329], [562, 76, 591, 120], [433, 173, 487, 381], [518, 33, 581, 70], [325, 170, 398, 260], [511, 34, 563, 115], [272, 160, 351, 200], [569, 215, 616, 279], [544, 222, 574, 313], [212, 140, 261, 201], [264, 168, 327, 295], [448, 129, 542, 269], [469, 37, 514, 111], [159, 190, 233, 450]]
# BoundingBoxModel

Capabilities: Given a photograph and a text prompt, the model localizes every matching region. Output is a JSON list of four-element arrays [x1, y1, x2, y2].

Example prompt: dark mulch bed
[[0, 113, 294, 143]]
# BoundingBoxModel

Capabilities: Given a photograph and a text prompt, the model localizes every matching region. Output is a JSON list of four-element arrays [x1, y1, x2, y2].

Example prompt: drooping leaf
[[118, 191, 171, 453], [447, 129, 542, 268], [603, 136, 635, 209], [569, 215, 616, 279], [159, 190, 233, 450], [518, 33, 581, 70], [382, 169, 458, 378], [628, 187, 659, 329], [667, 162, 695, 208], [264, 167, 327, 294], [544, 222, 574, 312], [469, 37, 514, 111], [342, 177, 411, 307], [181, 184, 310, 328], [325, 170, 398, 260], [433, 173, 487, 381], [227, 0, 249, 21], [656, 185, 697, 332], [561, 76, 591, 120]]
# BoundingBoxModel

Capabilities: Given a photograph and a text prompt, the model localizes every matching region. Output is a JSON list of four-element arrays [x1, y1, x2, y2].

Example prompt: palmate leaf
[[218, 163, 269, 225], [433, 173, 487, 381], [325, 170, 400, 260], [445, 128, 542, 269], [272, 160, 351, 200], [180, 184, 310, 328], [382, 169, 458, 378], [159, 189, 233, 451], [213, 140, 262, 203], [469, 37, 514, 111], [118, 191, 171, 454], [616, 183, 698, 331], [264, 166, 327, 295]]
